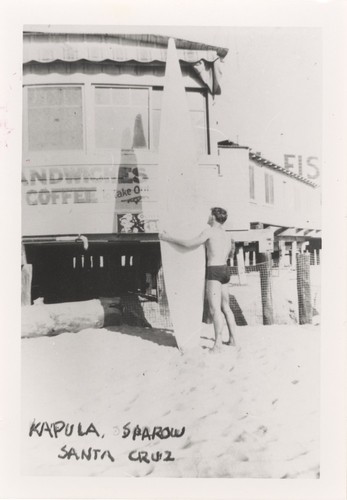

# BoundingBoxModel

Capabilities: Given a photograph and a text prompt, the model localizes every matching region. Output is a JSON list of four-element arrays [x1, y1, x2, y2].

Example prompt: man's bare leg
[[221, 284, 236, 346], [206, 280, 224, 351]]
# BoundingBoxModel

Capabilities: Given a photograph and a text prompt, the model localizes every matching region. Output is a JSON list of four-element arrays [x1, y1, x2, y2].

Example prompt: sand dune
[[21, 323, 320, 478]]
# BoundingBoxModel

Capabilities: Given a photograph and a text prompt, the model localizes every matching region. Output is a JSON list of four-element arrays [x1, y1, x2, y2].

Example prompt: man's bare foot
[[223, 338, 236, 346], [209, 341, 223, 353]]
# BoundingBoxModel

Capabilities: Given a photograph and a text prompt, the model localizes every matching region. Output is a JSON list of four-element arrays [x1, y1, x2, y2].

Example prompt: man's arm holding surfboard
[[159, 227, 211, 248]]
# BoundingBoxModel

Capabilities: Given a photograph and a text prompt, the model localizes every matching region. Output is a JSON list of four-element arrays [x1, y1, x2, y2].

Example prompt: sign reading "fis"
[[284, 155, 320, 181]]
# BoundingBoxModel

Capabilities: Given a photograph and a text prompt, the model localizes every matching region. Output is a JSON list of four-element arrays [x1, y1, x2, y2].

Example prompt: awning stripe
[[23, 39, 219, 65]]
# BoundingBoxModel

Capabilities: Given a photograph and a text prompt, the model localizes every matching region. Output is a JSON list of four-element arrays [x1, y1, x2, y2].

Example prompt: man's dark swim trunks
[[206, 265, 230, 284]]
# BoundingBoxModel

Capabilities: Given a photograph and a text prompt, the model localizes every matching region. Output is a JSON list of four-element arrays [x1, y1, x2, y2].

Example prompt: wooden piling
[[21, 264, 32, 306], [237, 248, 247, 285], [259, 252, 274, 325], [278, 240, 286, 269], [296, 253, 312, 324], [291, 241, 297, 270]]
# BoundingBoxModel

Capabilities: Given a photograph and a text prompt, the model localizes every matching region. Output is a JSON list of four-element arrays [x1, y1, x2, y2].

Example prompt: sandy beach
[[21, 322, 320, 478]]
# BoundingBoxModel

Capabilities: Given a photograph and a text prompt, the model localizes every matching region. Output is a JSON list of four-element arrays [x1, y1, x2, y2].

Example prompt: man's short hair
[[211, 207, 228, 224]]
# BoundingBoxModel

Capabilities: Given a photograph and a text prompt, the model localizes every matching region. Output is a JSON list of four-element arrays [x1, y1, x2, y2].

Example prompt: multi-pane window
[[186, 89, 209, 154], [25, 84, 208, 154], [265, 172, 274, 204], [94, 87, 149, 149], [151, 87, 208, 154], [151, 88, 162, 152], [249, 164, 255, 199], [27, 86, 83, 151]]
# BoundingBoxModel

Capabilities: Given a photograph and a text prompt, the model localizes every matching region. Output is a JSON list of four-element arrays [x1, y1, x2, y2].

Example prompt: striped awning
[[23, 33, 227, 95]]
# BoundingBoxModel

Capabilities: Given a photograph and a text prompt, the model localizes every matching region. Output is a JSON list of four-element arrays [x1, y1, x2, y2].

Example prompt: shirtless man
[[160, 207, 236, 351]]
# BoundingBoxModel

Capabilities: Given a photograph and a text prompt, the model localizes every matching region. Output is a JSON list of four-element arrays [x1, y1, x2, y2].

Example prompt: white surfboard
[[158, 38, 207, 352]]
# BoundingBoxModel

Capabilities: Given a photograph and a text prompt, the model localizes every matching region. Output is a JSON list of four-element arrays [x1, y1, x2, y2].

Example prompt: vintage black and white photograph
[[18, 23, 324, 480], [0, 0, 345, 496]]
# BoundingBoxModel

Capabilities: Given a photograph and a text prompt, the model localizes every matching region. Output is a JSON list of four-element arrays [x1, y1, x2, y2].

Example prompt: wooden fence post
[[259, 252, 274, 325], [236, 248, 247, 285], [278, 240, 286, 269], [21, 264, 32, 306], [21, 243, 32, 306], [291, 241, 297, 270], [296, 253, 312, 324]]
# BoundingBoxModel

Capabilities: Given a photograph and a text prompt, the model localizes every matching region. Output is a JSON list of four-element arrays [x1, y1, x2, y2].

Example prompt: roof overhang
[[275, 227, 321, 240], [249, 153, 317, 187], [23, 32, 228, 95], [22, 233, 159, 245], [228, 227, 275, 243], [23, 31, 229, 59]]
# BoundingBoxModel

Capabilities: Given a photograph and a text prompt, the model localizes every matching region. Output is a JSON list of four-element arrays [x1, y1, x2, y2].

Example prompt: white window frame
[[249, 164, 255, 200], [23, 76, 211, 165], [264, 171, 274, 205], [23, 83, 87, 155], [91, 84, 151, 151]]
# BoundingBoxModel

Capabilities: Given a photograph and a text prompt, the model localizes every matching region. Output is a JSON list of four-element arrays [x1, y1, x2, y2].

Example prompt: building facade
[[22, 30, 321, 304]]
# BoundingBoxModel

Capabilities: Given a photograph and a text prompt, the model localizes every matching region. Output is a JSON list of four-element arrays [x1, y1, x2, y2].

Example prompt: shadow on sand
[[106, 324, 178, 349]]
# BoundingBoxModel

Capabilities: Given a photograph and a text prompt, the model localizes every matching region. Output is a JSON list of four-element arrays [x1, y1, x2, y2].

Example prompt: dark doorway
[[25, 241, 161, 304]]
